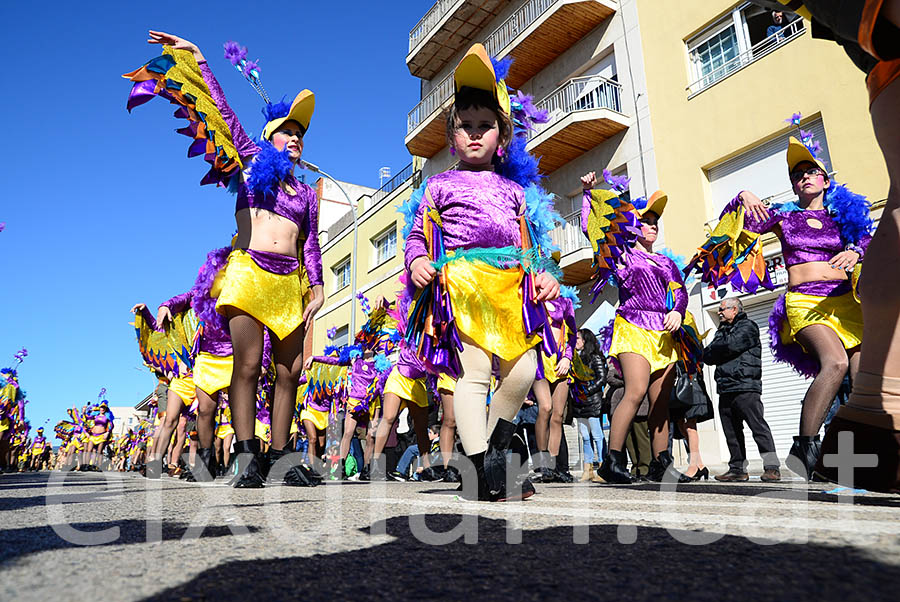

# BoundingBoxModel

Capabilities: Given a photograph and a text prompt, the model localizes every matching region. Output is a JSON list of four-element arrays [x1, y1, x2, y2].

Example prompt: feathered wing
[[300, 361, 349, 415], [133, 309, 199, 379], [684, 201, 774, 293], [123, 46, 243, 186], [580, 188, 642, 300]]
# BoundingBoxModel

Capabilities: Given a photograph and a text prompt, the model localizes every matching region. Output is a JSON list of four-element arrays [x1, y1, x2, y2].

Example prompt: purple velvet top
[[404, 170, 525, 271], [161, 292, 233, 357], [349, 359, 377, 401], [745, 208, 871, 267], [545, 297, 577, 360], [199, 62, 323, 286], [615, 248, 688, 331], [396, 346, 427, 381]]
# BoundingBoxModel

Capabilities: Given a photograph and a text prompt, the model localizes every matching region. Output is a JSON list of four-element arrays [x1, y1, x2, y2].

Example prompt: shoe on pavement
[[760, 467, 782, 482], [387, 470, 407, 482], [715, 469, 749, 482]]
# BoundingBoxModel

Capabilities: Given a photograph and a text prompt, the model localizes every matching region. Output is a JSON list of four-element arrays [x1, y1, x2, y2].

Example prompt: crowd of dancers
[[9, 1, 900, 497]]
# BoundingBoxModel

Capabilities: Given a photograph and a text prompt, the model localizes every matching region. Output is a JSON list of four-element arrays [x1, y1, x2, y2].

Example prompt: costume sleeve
[[669, 261, 689, 317], [137, 305, 158, 331], [563, 304, 577, 361], [161, 292, 192, 315], [403, 184, 430, 273], [303, 186, 324, 286], [198, 61, 260, 159]]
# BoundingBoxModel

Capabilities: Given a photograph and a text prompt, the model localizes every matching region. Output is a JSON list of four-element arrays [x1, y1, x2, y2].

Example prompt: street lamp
[[301, 160, 360, 335]]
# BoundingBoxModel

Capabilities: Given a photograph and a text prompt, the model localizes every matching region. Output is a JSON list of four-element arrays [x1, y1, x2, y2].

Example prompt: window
[[332, 325, 349, 348], [372, 226, 397, 266], [687, 4, 803, 96], [332, 258, 351, 291]]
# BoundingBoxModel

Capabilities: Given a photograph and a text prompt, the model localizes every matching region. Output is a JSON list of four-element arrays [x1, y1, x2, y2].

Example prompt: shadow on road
[[144, 514, 900, 601]]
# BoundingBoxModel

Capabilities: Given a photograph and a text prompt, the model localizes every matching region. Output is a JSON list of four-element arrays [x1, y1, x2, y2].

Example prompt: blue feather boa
[[524, 184, 563, 255], [772, 182, 872, 245], [398, 179, 427, 241], [246, 140, 294, 197], [559, 285, 581, 310]]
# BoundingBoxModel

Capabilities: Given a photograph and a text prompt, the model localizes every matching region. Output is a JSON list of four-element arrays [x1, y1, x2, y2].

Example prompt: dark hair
[[445, 86, 513, 151], [578, 328, 603, 362]]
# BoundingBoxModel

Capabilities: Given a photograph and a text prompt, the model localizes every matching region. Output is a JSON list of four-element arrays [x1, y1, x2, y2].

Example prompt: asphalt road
[[2, 470, 899, 601]]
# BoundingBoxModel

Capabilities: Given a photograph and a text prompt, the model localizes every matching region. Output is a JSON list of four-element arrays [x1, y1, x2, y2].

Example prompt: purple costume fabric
[[744, 208, 871, 266], [545, 297, 577, 360], [615, 248, 688, 331], [404, 170, 525, 271], [396, 346, 428, 381], [199, 62, 323, 286], [162, 292, 233, 357]]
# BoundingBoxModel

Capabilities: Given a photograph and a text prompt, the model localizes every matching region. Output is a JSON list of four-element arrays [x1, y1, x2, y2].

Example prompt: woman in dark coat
[[573, 329, 607, 481]]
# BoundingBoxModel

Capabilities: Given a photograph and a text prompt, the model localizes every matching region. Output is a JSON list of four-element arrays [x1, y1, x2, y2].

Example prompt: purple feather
[[785, 112, 802, 127], [602, 169, 630, 193], [0, 222, 5, 233], [189, 246, 232, 339], [768, 294, 819, 378], [244, 59, 260, 77], [223, 41, 247, 66], [327, 326, 337, 340]]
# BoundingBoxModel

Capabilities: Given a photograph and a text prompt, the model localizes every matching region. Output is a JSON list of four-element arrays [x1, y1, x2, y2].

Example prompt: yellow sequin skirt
[[609, 315, 678, 374], [169, 376, 196, 405], [782, 290, 863, 351], [88, 432, 107, 446], [254, 419, 271, 443], [383, 367, 428, 408], [215, 249, 306, 340], [300, 407, 329, 431], [541, 352, 566, 384], [437, 373, 456, 394], [443, 260, 539, 361], [193, 352, 233, 396], [215, 423, 234, 439]]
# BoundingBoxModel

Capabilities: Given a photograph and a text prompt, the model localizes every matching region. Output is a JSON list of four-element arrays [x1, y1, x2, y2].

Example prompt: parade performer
[[581, 172, 697, 484], [532, 287, 579, 483], [125, 31, 325, 488], [687, 117, 873, 480], [1, 349, 28, 473], [84, 394, 114, 470], [29, 427, 49, 471], [401, 44, 562, 501], [214, 397, 234, 476]]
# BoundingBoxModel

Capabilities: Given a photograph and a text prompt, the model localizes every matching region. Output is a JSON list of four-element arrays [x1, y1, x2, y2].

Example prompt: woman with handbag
[[669, 366, 713, 480], [573, 329, 608, 481]]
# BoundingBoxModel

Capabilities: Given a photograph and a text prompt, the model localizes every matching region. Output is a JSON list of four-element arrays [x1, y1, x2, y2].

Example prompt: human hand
[[302, 285, 325, 324], [303, 356, 314, 372], [829, 250, 860, 272], [663, 311, 682, 333], [581, 171, 597, 190], [738, 190, 770, 222], [131, 303, 146, 314], [410, 257, 436, 288], [534, 272, 560, 301], [156, 306, 173, 327], [147, 30, 204, 61], [555, 357, 571, 378]]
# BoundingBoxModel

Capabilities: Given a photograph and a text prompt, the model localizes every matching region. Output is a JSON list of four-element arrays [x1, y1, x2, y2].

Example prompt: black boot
[[268, 447, 321, 487], [647, 450, 692, 484], [459, 452, 487, 501], [597, 449, 634, 484], [788, 435, 824, 481], [186, 448, 217, 483], [231, 439, 265, 488], [483, 418, 534, 502]]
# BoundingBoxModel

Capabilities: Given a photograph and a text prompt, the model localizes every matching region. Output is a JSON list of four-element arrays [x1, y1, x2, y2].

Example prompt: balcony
[[550, 211, 594, 285], [526, 75, 629, 173], [485, 0, 617, 88], [407, 0, 506, 81], [405, 0, 618, 158], [687, 19, 805, 98]]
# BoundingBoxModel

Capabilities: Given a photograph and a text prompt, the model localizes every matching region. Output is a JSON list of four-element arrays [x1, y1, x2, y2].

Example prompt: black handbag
[[669, 362, 712, 416]]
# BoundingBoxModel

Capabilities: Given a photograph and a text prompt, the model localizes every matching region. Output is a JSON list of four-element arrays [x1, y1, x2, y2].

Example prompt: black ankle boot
[[597, 449, 634, 484], [232, 439, 265, 488], [788, 435, 823, 481], [459, 452, 487, 501], [647, 450, 692, 483], [268, 447, 321, 487], [483, 418, 534, 502], [186, 448, 217, 483]]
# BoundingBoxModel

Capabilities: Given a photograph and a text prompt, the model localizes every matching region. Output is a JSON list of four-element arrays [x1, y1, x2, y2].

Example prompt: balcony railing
[[687, 19, 805, 97], [372, 163, 422, 204], [551, 211, 591, 257], [484, 0, 556, 57], [528, 75, 623, 139], [407, 72, 454, 135], [409, 0, 459, 53]]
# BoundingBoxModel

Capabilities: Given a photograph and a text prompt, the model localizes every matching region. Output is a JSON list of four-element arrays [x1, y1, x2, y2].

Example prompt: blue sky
[[0, 1, 434, 433]]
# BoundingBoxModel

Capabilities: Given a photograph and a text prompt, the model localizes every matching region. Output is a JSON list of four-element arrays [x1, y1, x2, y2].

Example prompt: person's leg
[[720, 393, 748, 473], [439, 392, 456, 468], [225, 311, 265, 442], [407, 403, 432, 469], [153, 393, 184, 464], [487, 349, 539, 436], [396, 444, 420, 478], [270, 326, 304, 451], [453, 338, 494, 455], [533, 378, 552, 464], [737, 391, 780, 471], [364, 418, 378, 465], [547, 380, 570, 459], [589, 416, 605, 462], [681, 419, 704, 476], [340, 413, 359, 460], [633, 418, 652, 476], [302, 420, 319, 464], [795, 325, 851, 436], [578, 418, 594, 465], [373, 393, 403, 458], [169, 415, 187, 469], [646, 363, 676, 455], [195, 389, 217, 450], [607, 353, 651, 451], [223, 433, 233, 468]]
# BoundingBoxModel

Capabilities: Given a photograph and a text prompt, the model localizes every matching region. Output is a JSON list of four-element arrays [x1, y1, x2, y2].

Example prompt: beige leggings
[[453, 333, 538, 455]]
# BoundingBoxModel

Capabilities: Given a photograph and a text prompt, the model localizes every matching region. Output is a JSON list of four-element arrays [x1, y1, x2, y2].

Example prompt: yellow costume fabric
[[254, 419, 271, 443], [215, 249, 307, 340], [782, 290, 863, 351], [300, 407, 329, 431], [383, 367, 428, 408], [437, 373, 456, 393], [609, 314, 678, 374], [169, 376, 196, 405], [443, 260, 538, 361], [215, 406, 233, 439], [88, 431, 107, 446], [193, 352, 233, 396], [0, 418, 9, 433], [541, 352, 566, 384]]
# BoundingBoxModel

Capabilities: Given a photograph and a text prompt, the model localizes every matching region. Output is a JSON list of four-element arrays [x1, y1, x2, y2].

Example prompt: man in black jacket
[[703, 298, 781, 482]]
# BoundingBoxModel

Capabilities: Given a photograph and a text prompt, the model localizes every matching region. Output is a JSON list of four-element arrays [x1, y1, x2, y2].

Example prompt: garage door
[[744, 298, 812, 458]]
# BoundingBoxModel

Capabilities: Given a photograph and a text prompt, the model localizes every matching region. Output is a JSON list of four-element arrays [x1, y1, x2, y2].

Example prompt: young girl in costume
[[688, 118, 873, 480], [126, 32, 325, 488], [582, 175, 694, 484], [532, 289, 578, 483], [402, 44, 561, 501]]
